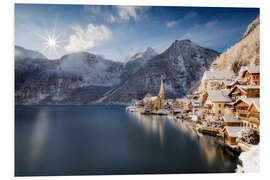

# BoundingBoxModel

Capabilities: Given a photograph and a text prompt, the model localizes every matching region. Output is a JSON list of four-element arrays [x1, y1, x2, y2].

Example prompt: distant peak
[[146, 47, 154, 51], [128, 47, 158, 62], [174, 39, 192, 44]]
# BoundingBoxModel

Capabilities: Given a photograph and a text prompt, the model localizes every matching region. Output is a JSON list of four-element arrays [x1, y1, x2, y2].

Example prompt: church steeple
[[158, 78, 165, 99]]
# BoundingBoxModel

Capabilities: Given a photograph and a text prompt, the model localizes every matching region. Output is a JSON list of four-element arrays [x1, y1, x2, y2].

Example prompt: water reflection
[[128, 112, 236, 167], [28, 108, 51, 169], [127, 112, 166, 146], [167, 118, 198, 139]]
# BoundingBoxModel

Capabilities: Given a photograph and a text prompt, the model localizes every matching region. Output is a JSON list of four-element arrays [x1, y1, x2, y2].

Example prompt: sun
[[36, 24, 64, 59], [48, 37, 57, 48]]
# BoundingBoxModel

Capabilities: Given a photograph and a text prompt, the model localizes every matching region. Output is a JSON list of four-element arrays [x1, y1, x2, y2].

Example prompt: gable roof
[[202, 70, 236, 81], [222, 116, 242, 123], [248, 99, 260, 112], [232, 97, 260, 106], [224, 126, 243, 137], [207, 90, 232, 103], [240, 66, 260, 76], [229, 85, 260, 96], [151, 96, 158, 101]]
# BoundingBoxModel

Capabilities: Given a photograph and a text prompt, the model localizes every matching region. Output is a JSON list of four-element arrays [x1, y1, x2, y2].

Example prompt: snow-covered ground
[[236, 145, 260, 173]]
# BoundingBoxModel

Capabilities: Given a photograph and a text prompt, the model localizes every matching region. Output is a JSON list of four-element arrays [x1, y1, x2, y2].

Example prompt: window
[[219, 104, 221, 108], [219, 110, 221, 114]]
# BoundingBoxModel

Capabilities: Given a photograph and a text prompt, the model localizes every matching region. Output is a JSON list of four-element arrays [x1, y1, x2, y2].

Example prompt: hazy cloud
[[65, 24, 112, 53], [205, 20, 218, 29], [166, 11, 198, 28], [167, 20, 178, 28], [108, 6, 147, 22]]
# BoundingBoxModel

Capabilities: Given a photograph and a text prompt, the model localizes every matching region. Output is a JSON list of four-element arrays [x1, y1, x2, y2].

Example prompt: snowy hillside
[[15, 45, 47, 61], [211, 16, 260, 73], [59, 52, 123, 87]]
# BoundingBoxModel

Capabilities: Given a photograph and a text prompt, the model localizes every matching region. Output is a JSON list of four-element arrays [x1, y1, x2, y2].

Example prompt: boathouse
[[224, 126, 243, 145]]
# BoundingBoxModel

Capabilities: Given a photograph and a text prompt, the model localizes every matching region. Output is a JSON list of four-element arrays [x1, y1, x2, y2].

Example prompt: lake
[[15, 105, 239, 176]]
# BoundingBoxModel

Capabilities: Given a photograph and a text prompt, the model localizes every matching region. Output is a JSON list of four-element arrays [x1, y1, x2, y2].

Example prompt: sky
[[15, 4, 259, 61]]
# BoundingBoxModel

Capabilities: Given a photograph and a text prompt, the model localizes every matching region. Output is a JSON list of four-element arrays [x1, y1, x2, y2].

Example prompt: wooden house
[[221, 116, 242, 127], [246, 100, 260, 134], [231, 97, 259, 122], [202, 90, 232, 120], [239, 66, 260, 86], [223, 126, 243, 145], [228, 85, 260, 101]]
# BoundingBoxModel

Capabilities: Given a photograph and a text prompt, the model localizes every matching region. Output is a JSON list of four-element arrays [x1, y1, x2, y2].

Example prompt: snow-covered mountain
[[15, 45, 47, 61], [59, 52, 123, 87], [128, 47, 158, 62], [121, 47, 158, 81], [99, 39, 219, 104], [15, 46, 123, 104], [15, 40, 219, 105]]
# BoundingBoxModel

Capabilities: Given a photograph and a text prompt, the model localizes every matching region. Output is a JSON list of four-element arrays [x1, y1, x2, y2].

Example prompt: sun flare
[[36, 24, 64, 58]]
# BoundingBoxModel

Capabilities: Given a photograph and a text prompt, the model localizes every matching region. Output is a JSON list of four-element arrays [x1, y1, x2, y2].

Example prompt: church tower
[[158, 78, 165, 109]]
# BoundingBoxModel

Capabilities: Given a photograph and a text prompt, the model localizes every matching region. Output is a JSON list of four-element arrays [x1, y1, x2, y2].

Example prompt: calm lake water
[[15, 105, 239, 176]]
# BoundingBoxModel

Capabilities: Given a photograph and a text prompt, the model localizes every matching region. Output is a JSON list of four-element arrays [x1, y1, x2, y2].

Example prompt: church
[[137, 78, 165, 111]]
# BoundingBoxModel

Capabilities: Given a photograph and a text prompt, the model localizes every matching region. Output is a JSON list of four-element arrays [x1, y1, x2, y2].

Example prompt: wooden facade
[[224, 130, 237, 145], [232, 100, 250, 121], [229, 86, 260, 101], [242, 70, 260, 86], [221, 116, 242, 127], [246, 102, 260, 134]]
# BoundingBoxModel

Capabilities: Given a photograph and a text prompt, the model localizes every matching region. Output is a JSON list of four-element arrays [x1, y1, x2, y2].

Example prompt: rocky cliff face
[[98, 40, 219, 104], [15, 40, 219, 105]]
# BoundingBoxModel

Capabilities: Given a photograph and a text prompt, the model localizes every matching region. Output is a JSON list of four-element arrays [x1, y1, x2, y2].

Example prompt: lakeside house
[[222, 116, 242, 127], [246, 100, 260, 135], [223, 126, 243, 146], [230, 97, 260, 134], [202, 90, 232, 120], [130, 64, 260, 150]]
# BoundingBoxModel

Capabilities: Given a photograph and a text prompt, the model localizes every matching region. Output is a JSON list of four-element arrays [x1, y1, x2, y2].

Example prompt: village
[[126, 65, 260, 154]]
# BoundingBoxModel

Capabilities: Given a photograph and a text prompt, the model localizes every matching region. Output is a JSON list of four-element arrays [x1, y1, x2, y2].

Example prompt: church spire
[[158, 77, 165, 99]]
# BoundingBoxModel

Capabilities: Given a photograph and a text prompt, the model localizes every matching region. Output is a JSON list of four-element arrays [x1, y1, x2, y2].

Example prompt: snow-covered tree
[[237, 127, 259, 145]]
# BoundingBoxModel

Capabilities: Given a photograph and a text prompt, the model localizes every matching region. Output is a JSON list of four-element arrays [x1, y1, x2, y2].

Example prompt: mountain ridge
[[15, 39, 219, 104]]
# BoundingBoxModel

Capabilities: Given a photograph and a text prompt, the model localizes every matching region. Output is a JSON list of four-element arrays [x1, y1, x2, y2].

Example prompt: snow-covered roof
[[248, 99, 260, 112], [229, 85, 260, 95], [151, 96, 158, 101], [224, 126, 243, 137], [223, 116, 242, 123], [220, 80, 234, 86], [175, 98, 191, 104], [238, 85, 260, 89], [207, 90, 232, 103], [233, 97, 260, 106], [221, 89, 231, 96], [202, 70, 236, 81], [208, 80, 224, 83], [240, 66, 260, 75]]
